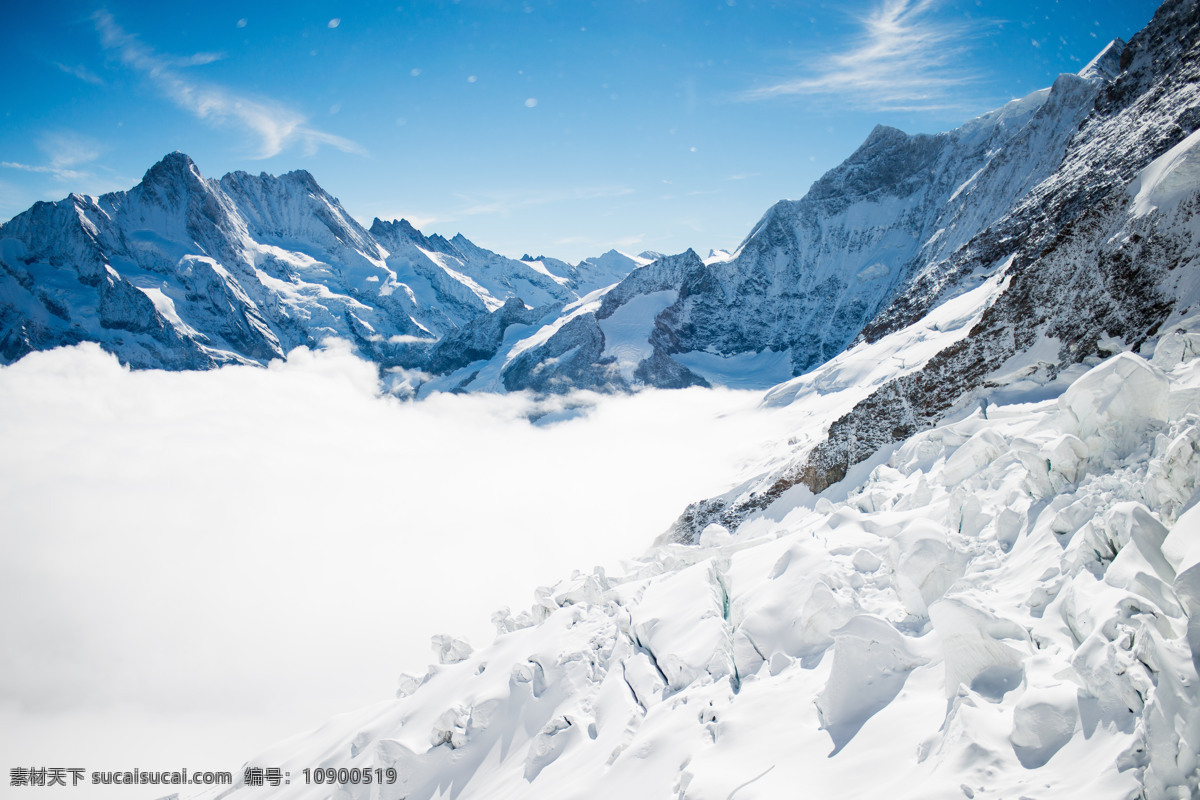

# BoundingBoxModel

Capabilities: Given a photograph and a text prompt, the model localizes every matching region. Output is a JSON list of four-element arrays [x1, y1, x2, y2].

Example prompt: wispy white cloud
[[740, 0, 983, 112], [1, 131, 104, 182], [167, 51, 226, 67], [40, 131, 102, 171], [0, 161, 85, 181], [92, 11, 364, 159], [53, 62, 105, 85]]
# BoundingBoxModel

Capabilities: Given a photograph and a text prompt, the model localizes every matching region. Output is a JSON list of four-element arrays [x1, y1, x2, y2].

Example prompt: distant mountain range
[[0, 23, 1168, 404], [0, 154, 644, 372], [2, 13, 1181, 412]]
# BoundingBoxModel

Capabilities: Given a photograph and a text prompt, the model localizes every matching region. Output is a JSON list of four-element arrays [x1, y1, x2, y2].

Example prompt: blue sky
[[1, 0, 1161, 262]]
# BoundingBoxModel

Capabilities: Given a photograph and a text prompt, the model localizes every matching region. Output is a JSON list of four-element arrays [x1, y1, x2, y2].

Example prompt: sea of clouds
[[0, 341, 798, 795]]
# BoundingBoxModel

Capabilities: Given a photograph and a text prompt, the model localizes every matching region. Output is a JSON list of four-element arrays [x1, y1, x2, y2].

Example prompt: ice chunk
[[1044, 433, 1089, 484], [941, 429, 1006, 485], [852, 548, 882, 573], [815, 615, 926, 754], [737, 578, 851, 663], [928, 598, 1025, 700], [524, 715, 576, 781], [396, 672, 423, 698], [1163, 498, 1200, 576], [430, 705, 471, 749], [1101, 503, 1176, 590], [892, 522, 964, 617], [510, 659, 548, 697], [1143, 422, 1200, 517], [1166, 503, 1200, 673], [1069, 502, 1176, 589], [1009, 685, 1078, 768], [431, 634, 474, 664], [699, 524, 734, 547], [1057, 353, 1169, 458], [995, 507, 1024, 552], [627, 560, 732, 692], [1150, 328, 1200, 369]]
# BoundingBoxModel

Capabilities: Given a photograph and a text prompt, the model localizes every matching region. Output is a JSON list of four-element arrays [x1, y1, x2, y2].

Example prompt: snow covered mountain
[[444, 39, 1129, 395], [0, 156, 626, 371], [673, 0, 1200, 540], [170, 2, 1200, 798], [0, 26, 1145, 399], [0, 19, 1163, 403]]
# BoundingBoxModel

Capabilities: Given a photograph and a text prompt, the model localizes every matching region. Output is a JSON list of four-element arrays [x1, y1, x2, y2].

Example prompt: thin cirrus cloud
[[1, 132, 104, 182], [0, 162, 87, 181], [53, 62, 105, 86], [740, 0, 984, 112], [92, 11, 364, 159]]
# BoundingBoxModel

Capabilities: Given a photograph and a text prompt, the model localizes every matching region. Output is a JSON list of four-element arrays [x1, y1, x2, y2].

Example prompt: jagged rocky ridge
[[377, 34, 1148, 395], [672, 0, 1200, 542], [0, 156, 641, 373]]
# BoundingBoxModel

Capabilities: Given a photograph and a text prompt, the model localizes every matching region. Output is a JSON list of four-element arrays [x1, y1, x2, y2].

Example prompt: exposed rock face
[[427, 297, 543, 376], [604, 48, 1120, 380], [502, 314, 618, 394], [671, 0, 1200, 542]]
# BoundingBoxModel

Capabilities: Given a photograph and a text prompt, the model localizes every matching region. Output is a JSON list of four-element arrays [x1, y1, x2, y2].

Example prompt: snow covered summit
[[0, 157, 618, 372]]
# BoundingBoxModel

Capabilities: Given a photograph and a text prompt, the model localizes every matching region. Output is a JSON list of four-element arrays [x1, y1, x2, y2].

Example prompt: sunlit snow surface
[[175, 327, 1200, 800]]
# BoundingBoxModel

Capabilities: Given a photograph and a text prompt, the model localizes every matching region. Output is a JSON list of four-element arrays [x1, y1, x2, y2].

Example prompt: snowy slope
[[570, 249, 655, 294], [187, 322, 1200, 800], [368, 218, 580, 320]]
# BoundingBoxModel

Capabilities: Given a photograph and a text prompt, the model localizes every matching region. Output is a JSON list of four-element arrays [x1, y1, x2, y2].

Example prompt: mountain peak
[[863, 123, 908, 146], [370, 217, 423, 238], [1079, 37, 1126, 82], [280, 168, 322, 193], [140, 151, 203, 187]]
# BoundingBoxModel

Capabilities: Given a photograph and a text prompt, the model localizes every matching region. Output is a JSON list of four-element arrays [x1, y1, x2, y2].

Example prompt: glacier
[[178, 316, 1200, 800]]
